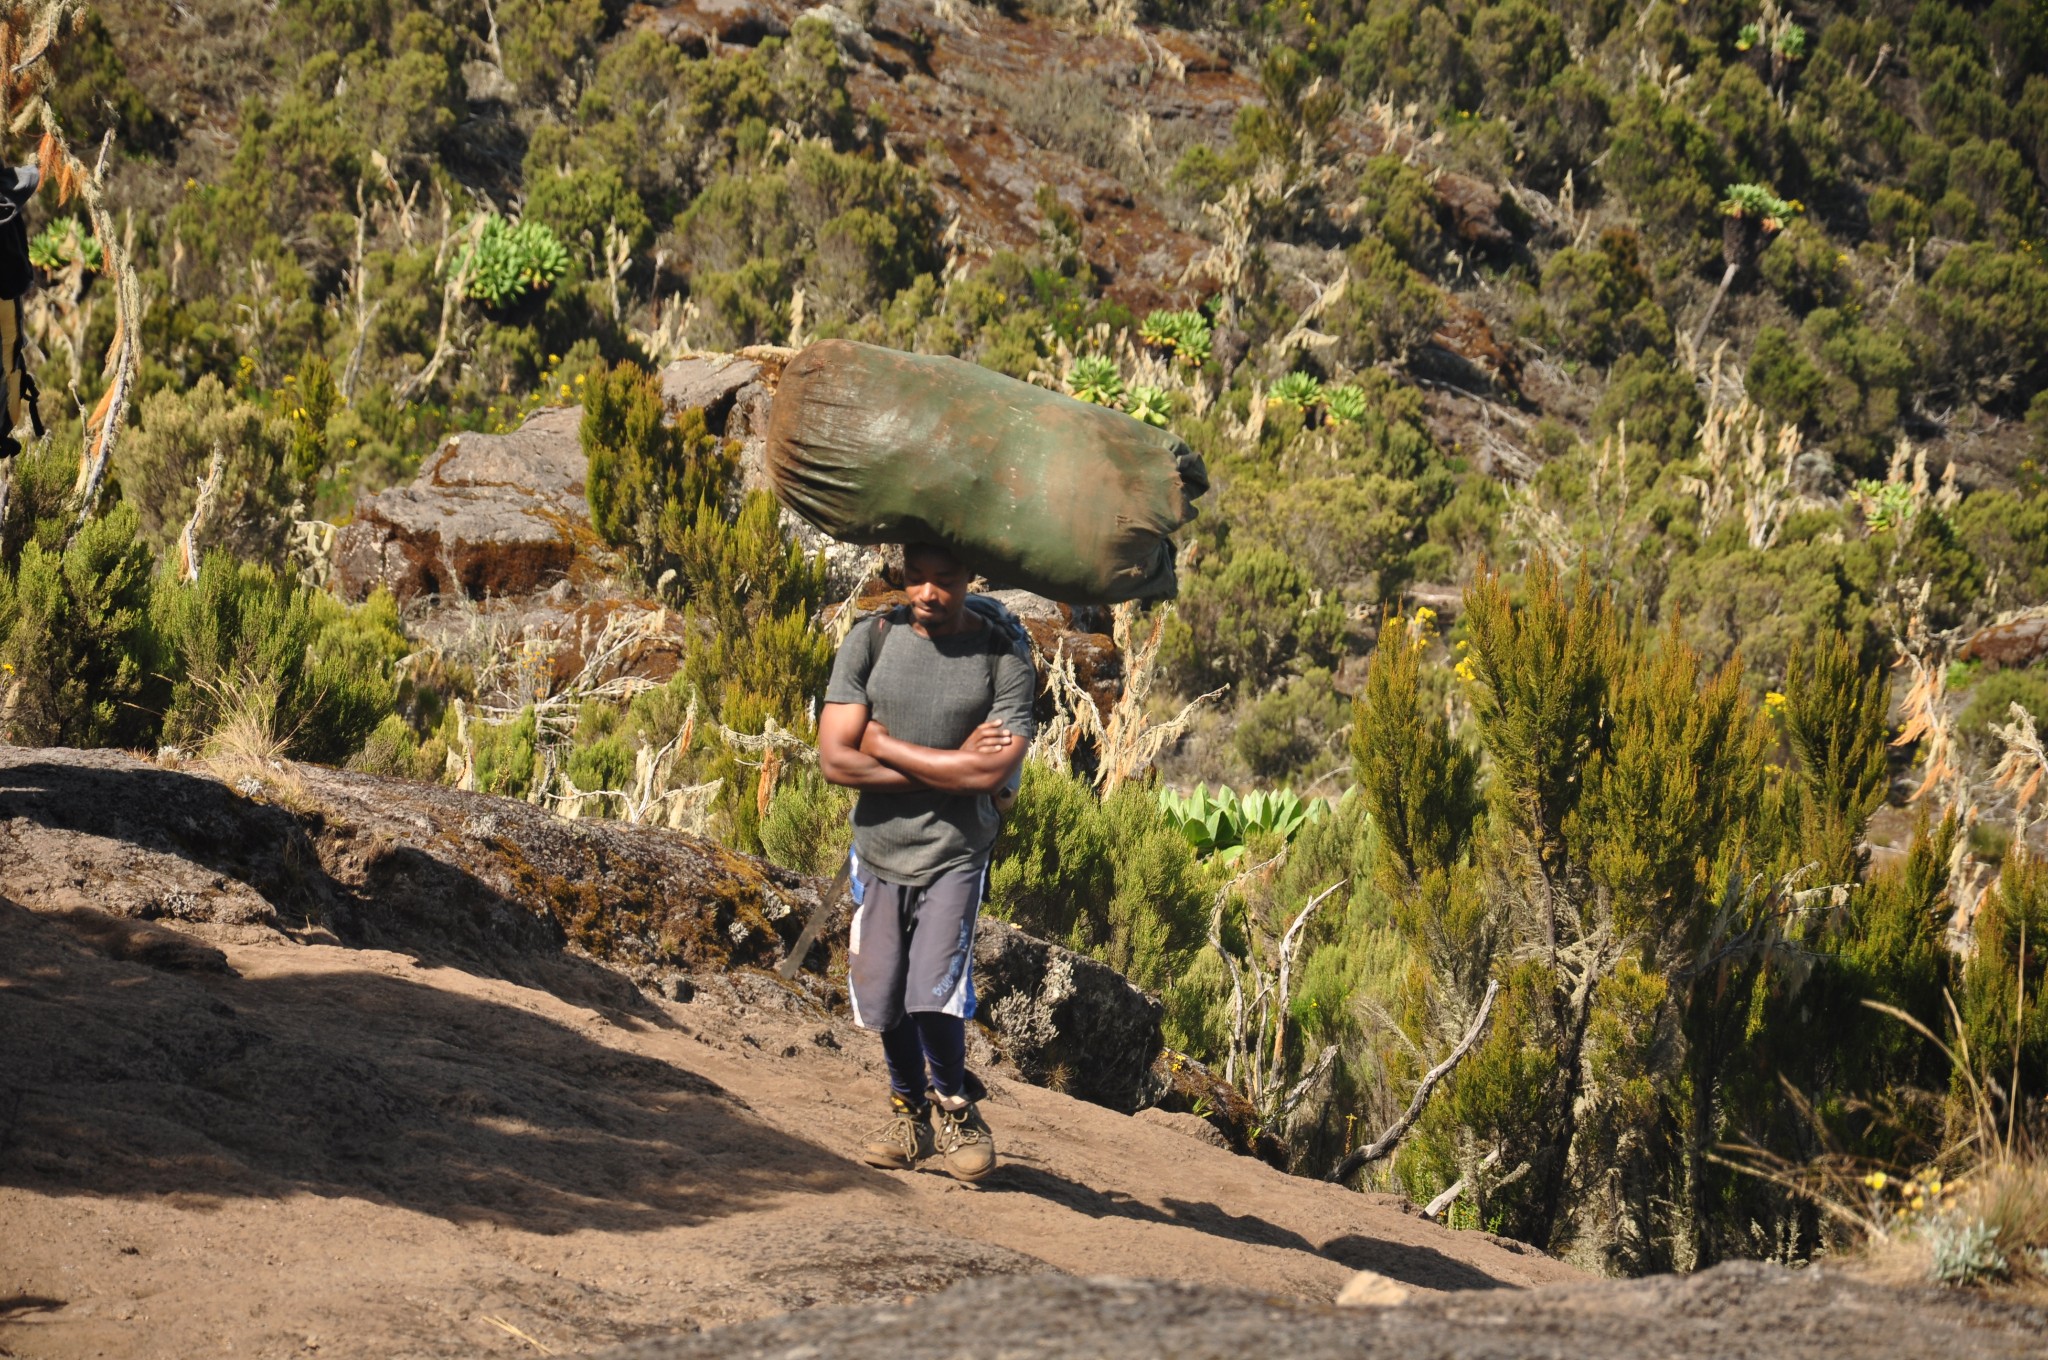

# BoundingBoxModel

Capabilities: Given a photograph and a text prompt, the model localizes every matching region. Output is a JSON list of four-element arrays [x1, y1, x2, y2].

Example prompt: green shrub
[[1959, 854, 2048, 1116], [1354, 155, 1446, 271], [1914, 242, 2048, 403], [1606, 86, 1722, 273], [1956, 669, 2048, 751], [758, 767, 854, 876], [499, 0, 615, 101], [582, 361, 738, 570], [1953, 489, 2048, 600], [1469, 1, 1568, 114], [1757, 218, 1847, 310], [1163, 545, 1347, 692], [1333, 235, 1443, 365], [1339, 1, 1477, 112], [989, 762, 1207, 991], [1541, 229, 1669, 361], [153, 554, 404, 764], [1867, 187, 1933, 247], [1520, 65, 1611, 188], [0, 503, 156, 749], [351, 712, 444, 783], [118, 376, 297, 564], [1592, 352, 1702, 461], [471, 706, 540, 798]]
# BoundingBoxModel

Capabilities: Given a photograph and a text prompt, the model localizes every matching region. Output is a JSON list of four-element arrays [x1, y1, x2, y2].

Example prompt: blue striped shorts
[[845, 846, 988, 1032]]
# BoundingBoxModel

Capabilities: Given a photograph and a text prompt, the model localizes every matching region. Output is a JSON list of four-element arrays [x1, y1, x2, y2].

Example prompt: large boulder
[[972, 917, 1163, 1114], [332, 406, 593, 604], [1960, 609, 2048, 668], [332, 354, 777, 608]]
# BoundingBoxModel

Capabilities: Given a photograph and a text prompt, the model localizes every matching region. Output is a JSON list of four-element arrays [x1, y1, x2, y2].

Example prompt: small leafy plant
[[1322, 383, 1368, 426], [29, 218, 102, 273], [1268, 371, 1324, 408], [1854, 478, 1918, 536], [1066, 354, 1126, 406], [453, 216, 571, 308], [1926, 1215, 2009, 1286], [1139, 308, 1213, 367], [1157, 782, 1327, 862], [1126, 384, 1171, 427], [1721, 183, 1797, 229], [1773, 24, 1806, 59]]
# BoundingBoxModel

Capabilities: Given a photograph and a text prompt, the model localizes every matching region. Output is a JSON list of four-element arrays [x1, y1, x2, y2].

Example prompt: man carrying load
[[817, 542, 1035, 1182]]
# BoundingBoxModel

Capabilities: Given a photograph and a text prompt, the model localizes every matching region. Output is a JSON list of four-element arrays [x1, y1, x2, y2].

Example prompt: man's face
[[903, 548, 970, 632]]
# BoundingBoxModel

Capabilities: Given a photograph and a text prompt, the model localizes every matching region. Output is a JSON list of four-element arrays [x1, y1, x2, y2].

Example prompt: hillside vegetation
[[4, 0, 2046, 1279]]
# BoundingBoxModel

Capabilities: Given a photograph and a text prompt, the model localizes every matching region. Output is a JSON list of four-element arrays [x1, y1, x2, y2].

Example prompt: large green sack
[[765, 340, 1208, 603]]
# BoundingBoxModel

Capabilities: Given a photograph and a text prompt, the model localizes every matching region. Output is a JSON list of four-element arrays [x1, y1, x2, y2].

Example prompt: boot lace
[[870, 1103, 925, 1159], [935, 1103, 988, 1152]]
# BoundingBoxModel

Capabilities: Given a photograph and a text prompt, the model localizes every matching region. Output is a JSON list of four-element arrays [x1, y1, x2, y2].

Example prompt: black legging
[[880, 1011, 967, 1101]]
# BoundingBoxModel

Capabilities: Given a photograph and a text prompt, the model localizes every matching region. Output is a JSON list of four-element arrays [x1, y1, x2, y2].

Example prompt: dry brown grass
[[1970, 1156, 2048, 1283], [191, 669, 319, 813]]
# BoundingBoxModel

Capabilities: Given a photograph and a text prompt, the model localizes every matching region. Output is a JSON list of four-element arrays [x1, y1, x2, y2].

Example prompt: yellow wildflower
[[1864, 1171, 1888, 1190], [1764, 691, 1788, 712]]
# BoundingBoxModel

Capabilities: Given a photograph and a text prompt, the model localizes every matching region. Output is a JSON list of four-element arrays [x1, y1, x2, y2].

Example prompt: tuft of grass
[[196, 668, 318, 812], [1969, 1158, 2048, 1284], [198, 668, 290, 766]]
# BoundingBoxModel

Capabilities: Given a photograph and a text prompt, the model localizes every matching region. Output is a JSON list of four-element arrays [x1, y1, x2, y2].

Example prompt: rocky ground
[[3, 746, 2043, 1359], [0, 745, 1574, 1360], [595, 1266, 2048, 1360]]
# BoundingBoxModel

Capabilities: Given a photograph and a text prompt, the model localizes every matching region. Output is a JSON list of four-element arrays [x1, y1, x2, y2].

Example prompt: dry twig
[[1329, 978, 1501, 1184]]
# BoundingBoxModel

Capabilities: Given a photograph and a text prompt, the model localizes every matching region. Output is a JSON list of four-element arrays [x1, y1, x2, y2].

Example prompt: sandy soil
[[1, 898, 1574, 1360]]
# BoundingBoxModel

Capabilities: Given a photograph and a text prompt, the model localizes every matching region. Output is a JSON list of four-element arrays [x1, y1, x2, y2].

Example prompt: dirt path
[[1, 899, 1573, 1359]]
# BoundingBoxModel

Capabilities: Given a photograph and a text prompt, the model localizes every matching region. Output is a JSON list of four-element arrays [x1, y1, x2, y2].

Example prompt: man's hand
[[961, 720, 1015, 755], [867, 719, 1011, 756], [849, 715, 1026, 795]]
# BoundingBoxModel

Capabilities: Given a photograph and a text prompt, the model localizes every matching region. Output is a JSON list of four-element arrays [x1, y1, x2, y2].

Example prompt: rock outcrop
[[1960, 608, 2048, 668], [333, 405, 594, 605], [0, 745, 1164, 1108], [973, 918, 1163, 1115]]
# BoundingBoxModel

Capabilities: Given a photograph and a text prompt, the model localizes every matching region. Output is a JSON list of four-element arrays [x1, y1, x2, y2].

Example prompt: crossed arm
[[817, 702, 1025, 795]]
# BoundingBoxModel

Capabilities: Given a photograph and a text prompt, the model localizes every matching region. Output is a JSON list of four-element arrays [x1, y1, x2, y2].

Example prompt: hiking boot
[[929, 1089, 996, 1183], [859, 1093, 932, 1171]]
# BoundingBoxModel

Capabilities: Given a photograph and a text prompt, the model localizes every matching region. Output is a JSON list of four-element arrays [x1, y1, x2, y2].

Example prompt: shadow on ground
[[991, 1162, 1509, 1290], [0, 899, 863, 1234]]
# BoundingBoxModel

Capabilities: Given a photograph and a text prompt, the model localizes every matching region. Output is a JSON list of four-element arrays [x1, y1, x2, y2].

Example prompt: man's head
[[902, 541, 972, 634]]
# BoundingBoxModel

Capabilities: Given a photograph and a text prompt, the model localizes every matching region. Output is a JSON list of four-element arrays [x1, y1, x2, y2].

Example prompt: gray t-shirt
[[824, 611, 1037, 887]]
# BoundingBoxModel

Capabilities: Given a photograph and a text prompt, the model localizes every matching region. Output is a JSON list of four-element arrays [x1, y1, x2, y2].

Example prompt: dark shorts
[[845, 846, 987, 1032]]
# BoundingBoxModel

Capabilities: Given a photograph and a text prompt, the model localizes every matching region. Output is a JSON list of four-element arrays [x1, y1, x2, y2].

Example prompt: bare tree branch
[[1329, 977, 1500, 1184]]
